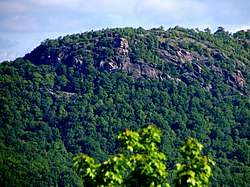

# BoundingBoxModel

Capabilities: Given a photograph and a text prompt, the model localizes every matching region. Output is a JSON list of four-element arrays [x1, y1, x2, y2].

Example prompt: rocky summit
[[25, 27, 249, 95]]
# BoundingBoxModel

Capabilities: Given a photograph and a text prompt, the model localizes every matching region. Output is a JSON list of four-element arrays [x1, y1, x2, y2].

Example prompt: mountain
[[25, 26, 250, 93], [0, 26, 249, 186]]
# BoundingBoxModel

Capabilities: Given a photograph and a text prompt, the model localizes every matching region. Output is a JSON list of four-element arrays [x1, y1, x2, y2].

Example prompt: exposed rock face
[[193, 63, 202, 73], [125, 61, 162, 79], [114, 37, 129, 55], [231, 70, 246, 87], [159, 48, 200, 65], [177, 49, 194, 64], [159, 50, 179, 64], [166, 74, 181, 84], [99, 37, 163, 80], [24, 30, 248, 90]]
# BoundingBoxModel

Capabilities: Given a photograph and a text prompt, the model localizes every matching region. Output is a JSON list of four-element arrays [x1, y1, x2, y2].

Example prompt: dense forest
[[0, 26, 249, 186]]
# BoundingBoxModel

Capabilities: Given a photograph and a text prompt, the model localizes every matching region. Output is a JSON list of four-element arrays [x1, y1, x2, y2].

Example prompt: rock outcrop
[[231, 70, 246, 87], [114, 37, 129, 55], [24, 28, 249, 90], [177, 49, 194, 64], [159, 50, 179, 64], [193, 63, 202, 73], [99, 37, 163, 80]]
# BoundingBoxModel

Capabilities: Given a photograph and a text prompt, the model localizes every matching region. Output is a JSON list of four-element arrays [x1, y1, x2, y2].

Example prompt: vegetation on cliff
[[0, 26, 249, 186]]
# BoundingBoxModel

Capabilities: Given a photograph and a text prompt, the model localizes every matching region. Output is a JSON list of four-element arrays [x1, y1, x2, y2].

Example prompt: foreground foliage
[[74, 126, 214, 187], [174, 138, 215, 187]]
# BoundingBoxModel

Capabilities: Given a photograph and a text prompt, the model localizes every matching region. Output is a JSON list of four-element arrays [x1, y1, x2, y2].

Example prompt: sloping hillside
[[0, 27, 249, 186], [25, 26, 250, 95]]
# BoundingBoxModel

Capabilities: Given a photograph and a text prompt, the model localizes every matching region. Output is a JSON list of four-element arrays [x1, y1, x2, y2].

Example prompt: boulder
[[177, 49, 194, 64], [114, 37, 129, 55], [231, 70, 246, 87]]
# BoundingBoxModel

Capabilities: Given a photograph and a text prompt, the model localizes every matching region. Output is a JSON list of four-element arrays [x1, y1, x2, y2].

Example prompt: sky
[[0, 0, 250, 62]]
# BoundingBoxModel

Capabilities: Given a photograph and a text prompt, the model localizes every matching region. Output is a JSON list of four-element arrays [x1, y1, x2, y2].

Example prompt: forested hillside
[[0, 26, 249, 186]]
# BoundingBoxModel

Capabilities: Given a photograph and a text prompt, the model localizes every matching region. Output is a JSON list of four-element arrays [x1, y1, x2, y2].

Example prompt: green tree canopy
[[74, 126, 214, 187]]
